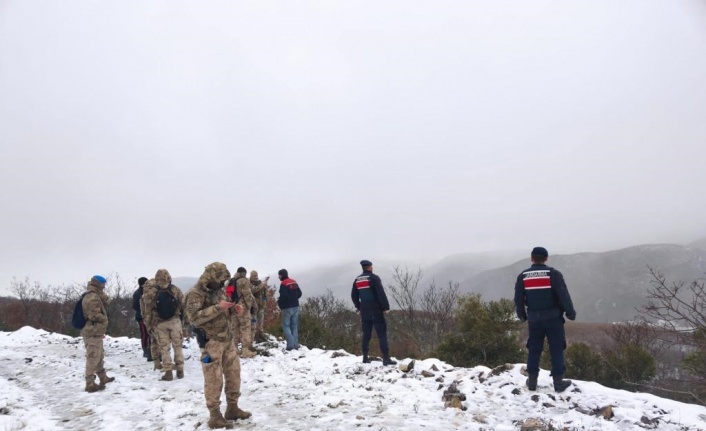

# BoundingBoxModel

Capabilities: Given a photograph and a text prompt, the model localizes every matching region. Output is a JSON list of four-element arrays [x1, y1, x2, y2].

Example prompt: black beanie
[[278, 269, 288, 279], [138, 277, 148, 287], [237, 267, 247, 275]]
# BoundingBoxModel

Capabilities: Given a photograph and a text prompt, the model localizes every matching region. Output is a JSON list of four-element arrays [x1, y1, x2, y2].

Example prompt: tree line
[[1, 266, 704, 405]]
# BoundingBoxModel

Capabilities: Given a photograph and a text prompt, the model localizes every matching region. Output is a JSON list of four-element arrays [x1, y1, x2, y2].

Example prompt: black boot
[[362, 353, 370, 364], [526, 374, 538, 391], [382, 355, 397, 366], [553, 375, 572, 392]]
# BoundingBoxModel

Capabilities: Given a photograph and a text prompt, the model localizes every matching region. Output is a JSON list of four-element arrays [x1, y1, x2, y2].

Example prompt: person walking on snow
[[81, 275, 115, 392]]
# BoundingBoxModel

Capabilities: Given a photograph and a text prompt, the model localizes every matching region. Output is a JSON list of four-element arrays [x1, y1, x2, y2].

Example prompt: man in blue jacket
[[352, 260, 396, 366], [514, 247, 576, 392], [277, 269, 302, 351]]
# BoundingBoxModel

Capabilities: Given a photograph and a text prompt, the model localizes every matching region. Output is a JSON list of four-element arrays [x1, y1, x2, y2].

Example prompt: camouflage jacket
[[185, 262, 238, 343], [251, 280, 268, 310], [81, 281, 110, 337], [235, 275, 255, 310], [143, 269, 184, 328]]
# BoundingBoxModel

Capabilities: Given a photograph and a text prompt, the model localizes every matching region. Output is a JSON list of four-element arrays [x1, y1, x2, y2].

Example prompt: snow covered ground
[[0, 327, 704, 431]]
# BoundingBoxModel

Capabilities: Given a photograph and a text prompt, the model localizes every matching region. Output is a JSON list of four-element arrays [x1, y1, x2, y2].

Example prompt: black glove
[[566, 311, 576, 321]]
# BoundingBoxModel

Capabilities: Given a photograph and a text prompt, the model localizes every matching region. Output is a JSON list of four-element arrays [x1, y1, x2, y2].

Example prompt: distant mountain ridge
[[169, 242, 706, 323]]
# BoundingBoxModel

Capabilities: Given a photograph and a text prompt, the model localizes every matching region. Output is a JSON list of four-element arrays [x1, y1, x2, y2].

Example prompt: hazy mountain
[[171, 277, 197, 292], [461, 244, 706, 323]]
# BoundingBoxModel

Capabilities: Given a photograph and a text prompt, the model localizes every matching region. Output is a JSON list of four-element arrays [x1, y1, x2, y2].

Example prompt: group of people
[[78, 248, 576, 429]]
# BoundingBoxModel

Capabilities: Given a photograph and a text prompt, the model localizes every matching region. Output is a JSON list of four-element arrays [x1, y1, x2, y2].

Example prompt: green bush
[[565, 342, 603, 382], [437, 294, 523, 367]]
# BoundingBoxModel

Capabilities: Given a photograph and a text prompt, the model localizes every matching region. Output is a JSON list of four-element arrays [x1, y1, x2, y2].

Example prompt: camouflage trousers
[[149, 328, 160, 361], [201, 339, 241, 410], [233, 309, 252, 349], [255, 307, 265, 333], [155, 318, 184, 372], [83, 335, 105, 379]]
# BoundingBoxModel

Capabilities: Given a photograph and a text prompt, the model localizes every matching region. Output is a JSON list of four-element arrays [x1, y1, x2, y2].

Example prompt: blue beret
[[531, 247, 548, 257], [92, 275, 107, 284], [360, 260, 373, 267]]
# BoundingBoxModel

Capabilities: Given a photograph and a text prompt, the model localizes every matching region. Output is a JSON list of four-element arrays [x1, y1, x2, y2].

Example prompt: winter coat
[[185, 262, 238, 343], [514, 263, 576, 323], [351, 270, 390, 316], [132, 287, 143, 321], [277, 278, 301, 310], [81, 280, 110, 338]]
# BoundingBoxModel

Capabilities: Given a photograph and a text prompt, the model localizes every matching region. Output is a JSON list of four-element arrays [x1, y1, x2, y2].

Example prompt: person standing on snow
[[226, 267, 257, 358], [277, 268, 302, 351], [142, 269, 186, 381], [514, 246, 576, 393], [81, 275, 115, 392], [132, 276, 151, 360], [351, 260, 396, 366], [249, 271, 269, 342], [185, 262, 252, 429]]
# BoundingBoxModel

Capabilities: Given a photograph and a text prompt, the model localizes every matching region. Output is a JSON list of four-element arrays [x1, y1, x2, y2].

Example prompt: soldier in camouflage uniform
[[185, 262, 252, 429], [249, 271, 269, 343], [81, 275, 115, 392], [142, 269, 186, 381], [140, 278, 162, 370], [229, 267, 257, 358]]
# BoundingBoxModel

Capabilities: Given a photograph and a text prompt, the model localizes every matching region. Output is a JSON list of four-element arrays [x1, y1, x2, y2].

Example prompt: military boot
[[97, 371, 115, 386], [553, 375, 572, 393], [176, 370, 184, 379], [153, 359, 162, 371], [208, 408, 233, 429], [224, 403, 252, 420], [161, 370, 173, 381], [382, 355, 397, 366], [84, 377, 105, 393], [526, 374, 538, 391], [362, 353, 370, 364], [240, 347, 257, 359]]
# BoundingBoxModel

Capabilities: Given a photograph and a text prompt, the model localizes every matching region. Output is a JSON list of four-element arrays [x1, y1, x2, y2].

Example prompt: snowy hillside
[[0, 327, 705, 431]]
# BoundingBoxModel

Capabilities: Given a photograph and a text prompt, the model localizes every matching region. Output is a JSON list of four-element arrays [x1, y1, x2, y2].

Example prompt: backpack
[[155, 287, 180, 320], [71, 293, 89, 329]]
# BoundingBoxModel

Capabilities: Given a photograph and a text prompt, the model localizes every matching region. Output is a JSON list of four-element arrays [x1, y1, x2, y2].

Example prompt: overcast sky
[[1, 1, 705, 293]]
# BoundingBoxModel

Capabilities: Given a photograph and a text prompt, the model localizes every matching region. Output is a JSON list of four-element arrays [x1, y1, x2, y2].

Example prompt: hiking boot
[[526, 374, 538, 391], [207, 408, 233, 429], [153, 359, 162, 371], [84, 377, 105, 393], [382, 356, 397, 366], [176, 370, 184, 379], [97, 372, 115, 386], [224, 403, 252, 420], [240, 347, 257, 359], [362, 354, 370, 364], [161, 370, 173, 381], [553, 375, 572, 393]]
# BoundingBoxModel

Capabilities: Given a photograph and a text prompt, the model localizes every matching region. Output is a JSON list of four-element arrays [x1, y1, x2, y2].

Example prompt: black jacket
[[132, 287, 143, 321], [277, 278, 302, 310], [514, 264, 576, 322], [351, 270, 390, 313]]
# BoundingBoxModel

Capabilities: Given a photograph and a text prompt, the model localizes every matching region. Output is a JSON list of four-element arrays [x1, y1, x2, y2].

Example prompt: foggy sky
[[1, 1, 705, 293]]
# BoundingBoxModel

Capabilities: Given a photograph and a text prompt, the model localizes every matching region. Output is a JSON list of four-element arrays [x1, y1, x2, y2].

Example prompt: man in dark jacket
[[351, 260, 396, 366], [277, 269, 301, 351], [132, 277, 151, 360], [514, 247, 576, 392]]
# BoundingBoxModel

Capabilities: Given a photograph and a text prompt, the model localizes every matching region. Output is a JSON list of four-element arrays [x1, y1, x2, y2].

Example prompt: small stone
[[511, 388, 521, 395], [421, 370, 435, 378], [531, 395, 540, 402], [542, 402, 555, 408], [430, 364, 439, 372]]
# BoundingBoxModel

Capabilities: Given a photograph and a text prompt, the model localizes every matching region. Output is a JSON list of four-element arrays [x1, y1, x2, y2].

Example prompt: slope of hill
[[1, 327, 705, 430], [462, 244, 706, 323]]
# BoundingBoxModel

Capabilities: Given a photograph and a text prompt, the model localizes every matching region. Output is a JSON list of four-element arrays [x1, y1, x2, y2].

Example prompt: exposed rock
[[421, 370, 435, 378], [430, 364, 439, 372], [330, 352, 347, 359], [640, 415, 659, 428], [327, 400, 347, 409], [435, 376, 444, 383], [473, 414, 488, 424], [520, 418, 547, 431], [596, 405, 614, 420], [542, 403, 555, 408], [490, 363, 513, 376], [399, 360, 415, 373], [511, 388, 521, 395], [531, 395, 540, 402], [442, 381, 467, 410], [520, 365, 529, 376], [444, 396, 466, 410], [355, 415, 365, 420]]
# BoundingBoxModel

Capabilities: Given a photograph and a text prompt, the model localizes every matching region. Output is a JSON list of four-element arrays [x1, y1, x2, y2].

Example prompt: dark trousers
[[526, 316, 566, 377], [361, 311, 388, 355], [138, 320, 150, 350]]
